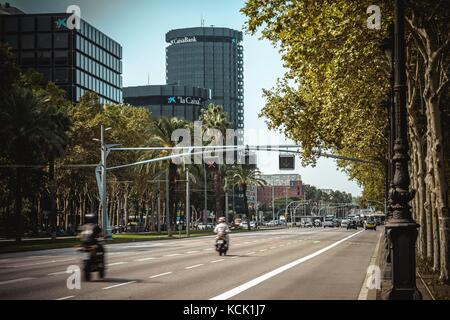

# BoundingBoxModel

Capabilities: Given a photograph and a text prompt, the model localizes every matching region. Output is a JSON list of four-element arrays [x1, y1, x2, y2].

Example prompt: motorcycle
[[79, 241, 106, 281], [215, 232, 228, 256]]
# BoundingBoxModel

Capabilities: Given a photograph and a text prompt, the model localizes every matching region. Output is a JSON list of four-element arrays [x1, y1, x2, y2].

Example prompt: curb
[[358, 229, 384, 300]]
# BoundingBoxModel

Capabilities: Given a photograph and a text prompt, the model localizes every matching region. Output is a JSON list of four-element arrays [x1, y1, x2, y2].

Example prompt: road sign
[[279, 154, 295, 170]]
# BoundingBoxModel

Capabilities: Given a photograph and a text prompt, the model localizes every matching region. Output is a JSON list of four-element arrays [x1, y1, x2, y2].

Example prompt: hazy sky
[[8, 0, 362, 196]]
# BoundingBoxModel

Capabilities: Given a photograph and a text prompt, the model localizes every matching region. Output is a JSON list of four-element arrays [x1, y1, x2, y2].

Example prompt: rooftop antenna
[[147, 73, 150, 85], [201, 13, 205, 27]]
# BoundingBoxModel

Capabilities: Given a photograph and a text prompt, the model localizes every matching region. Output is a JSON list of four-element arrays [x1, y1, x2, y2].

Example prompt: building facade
[[165, 27, 244, 135], [123, 85, 211, 121], [0, 5, 122, 104], [257, 174, 304, 206]]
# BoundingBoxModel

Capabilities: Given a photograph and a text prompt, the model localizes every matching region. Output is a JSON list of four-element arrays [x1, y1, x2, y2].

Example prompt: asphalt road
[[0, 226, 382, 300]]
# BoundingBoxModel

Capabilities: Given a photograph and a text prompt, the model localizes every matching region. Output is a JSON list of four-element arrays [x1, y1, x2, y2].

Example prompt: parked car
[[323, 220, 334, 228], [340, 219, 349, 228], [314, 219, 322, 227], [347, 220, 358, 230]]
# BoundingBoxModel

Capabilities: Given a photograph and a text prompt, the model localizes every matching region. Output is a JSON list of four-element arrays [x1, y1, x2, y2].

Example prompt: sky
[[8, 0, 362, 196]]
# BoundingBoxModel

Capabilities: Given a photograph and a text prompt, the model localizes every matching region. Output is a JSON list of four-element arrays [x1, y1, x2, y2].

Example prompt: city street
[[0, 227, 382, 300]]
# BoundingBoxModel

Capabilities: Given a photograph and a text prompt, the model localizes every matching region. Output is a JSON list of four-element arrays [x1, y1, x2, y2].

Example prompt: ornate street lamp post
[[385, 0, 422, 300]]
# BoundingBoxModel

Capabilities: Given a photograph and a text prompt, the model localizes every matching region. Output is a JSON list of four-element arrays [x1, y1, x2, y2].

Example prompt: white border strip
[[210, 230, 364, 300]]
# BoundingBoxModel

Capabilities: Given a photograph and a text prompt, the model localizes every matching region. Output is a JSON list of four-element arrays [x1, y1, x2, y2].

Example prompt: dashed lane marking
[[102, 281, 136, 290], [149, 272, 172, 279]]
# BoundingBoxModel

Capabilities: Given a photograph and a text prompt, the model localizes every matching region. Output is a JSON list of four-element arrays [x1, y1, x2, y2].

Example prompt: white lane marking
[[246, 252, 256, 255], [48, 271, 67, 276], [9, 258, 76, 268], [186, 251, 200, 254], [56, 295, 75, 300], [149, 272, 172, 279], [164, 253, 182, 257], [210, 230, 364, 300], [102, 281, 136, 290], [203, 248, 213, 251], [259, 249, 267, 252], [358, 231, 383, 300], [107, 262, 128, 266], [185, 264, 204, 269], [0, 277, 36, 285], [313, 241, 321, 244], [231, 256, 239, 259], [244, 242, 251, 244], [270, 247, 276, 249], [210, 259, 224, 263], [134, 257, 156, 262]]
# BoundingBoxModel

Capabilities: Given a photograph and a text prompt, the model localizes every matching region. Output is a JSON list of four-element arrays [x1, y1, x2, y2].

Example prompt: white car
[[323, 220, 334, 228], [340, 219, 350, 228]]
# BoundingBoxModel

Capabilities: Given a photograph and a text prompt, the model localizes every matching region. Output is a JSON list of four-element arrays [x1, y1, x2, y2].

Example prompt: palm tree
[[139, 117, 191, 236], [199, 104, 231, 219], [229, 165, 267, 231], [0, 86, 70, 241]]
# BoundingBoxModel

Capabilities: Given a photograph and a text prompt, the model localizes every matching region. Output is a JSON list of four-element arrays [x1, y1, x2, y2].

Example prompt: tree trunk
[[242, 184, 250, 231]]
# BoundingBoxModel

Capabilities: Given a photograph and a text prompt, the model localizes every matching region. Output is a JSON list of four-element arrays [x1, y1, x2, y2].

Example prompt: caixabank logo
[[55, 5, 81, 30]]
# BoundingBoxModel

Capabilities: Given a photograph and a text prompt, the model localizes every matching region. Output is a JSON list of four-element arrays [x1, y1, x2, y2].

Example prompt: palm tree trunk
[[49, 155, 57, 239], [242, 184, 250, 231]]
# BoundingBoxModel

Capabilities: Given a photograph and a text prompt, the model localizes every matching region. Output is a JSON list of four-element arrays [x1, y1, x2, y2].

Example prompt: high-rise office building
[[123, 84, 211, 122], [0, 3, 122, 104], [165, 27, 244, 137]]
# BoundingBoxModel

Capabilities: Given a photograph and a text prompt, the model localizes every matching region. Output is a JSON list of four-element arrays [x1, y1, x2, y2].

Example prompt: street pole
[[386, 0, 421, 300], [166, 169, 171, 236], [157, 180, 161, 233], [203, 162, 207, 225], [272, 185, 275, 222], [100, 125, 112, 240], [225, 178, 229, 223], [186, 165, 190, 237]]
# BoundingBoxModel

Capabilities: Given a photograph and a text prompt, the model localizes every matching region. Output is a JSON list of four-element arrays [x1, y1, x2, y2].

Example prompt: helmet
[[218, 217, 226, 223], [85, 213, 97, 224]]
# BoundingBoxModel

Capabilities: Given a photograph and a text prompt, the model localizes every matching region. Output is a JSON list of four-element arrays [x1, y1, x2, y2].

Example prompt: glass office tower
[[165, 27, 244, 136], [123, 84, 211, 121], [0, 9, 122, 104]]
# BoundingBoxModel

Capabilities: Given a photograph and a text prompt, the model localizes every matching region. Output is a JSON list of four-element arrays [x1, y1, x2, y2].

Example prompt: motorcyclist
[[80, 213, 104, 253], [214, 216, 230, 247]]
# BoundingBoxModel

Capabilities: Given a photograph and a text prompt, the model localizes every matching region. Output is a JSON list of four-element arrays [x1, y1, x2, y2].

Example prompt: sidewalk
[[377, 234, 433, 300]]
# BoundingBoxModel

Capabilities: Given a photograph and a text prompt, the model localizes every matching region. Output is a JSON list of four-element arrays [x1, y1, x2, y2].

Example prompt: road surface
[[0, 227, 382, 300]]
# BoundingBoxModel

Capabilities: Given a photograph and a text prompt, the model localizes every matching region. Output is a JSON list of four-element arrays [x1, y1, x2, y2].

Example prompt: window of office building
[[36, 67, 51, 83], [37, 16, 51, 32], [54, 50, 69, 65], [4, 17, 18, 32], [4, 35, 18, 50], [21, 17, 35, 32], [37, 34, 51, 49], [21, 51, 35, 66], [54, 68, 69, 83], [54, 33, 68, 48], [21, 34, 35, 50], [37, 51, 51, 65]]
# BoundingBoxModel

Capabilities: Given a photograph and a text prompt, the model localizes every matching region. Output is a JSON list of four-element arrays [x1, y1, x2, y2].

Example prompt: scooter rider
[[80, 213, 104, 252], [214, 216, 230, 246]]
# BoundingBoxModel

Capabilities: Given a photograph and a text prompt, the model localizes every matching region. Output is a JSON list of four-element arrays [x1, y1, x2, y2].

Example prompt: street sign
[[279, 154, 295, 170]]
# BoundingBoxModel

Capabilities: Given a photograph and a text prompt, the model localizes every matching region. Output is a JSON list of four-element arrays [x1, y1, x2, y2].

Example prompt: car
[[347, 220, 357, 230], [364, 218, 377, 230], [323, 220, 334, 228], [340, 219, 349, 228], [304, 221, 313, 228], [314, 219, 322, 227]]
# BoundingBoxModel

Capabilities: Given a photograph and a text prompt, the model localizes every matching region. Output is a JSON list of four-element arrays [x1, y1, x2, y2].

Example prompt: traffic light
[[279, 154, 295, 170]]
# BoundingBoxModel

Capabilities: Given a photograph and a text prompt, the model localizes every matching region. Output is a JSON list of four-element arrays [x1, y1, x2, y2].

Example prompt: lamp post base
[[386, 221, 422, 300]]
